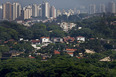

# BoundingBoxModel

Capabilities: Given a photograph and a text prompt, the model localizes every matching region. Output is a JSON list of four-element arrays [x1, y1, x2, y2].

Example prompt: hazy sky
[[0, 0, 114, 9]]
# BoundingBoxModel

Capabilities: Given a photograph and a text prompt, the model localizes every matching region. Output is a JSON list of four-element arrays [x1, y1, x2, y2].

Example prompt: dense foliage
[[0, 55, 116, 77], [0, 14, 116, 77]]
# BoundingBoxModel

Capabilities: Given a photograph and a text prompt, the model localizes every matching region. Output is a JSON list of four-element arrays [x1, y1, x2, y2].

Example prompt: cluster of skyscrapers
[[89, 1, 116, 14], [0, 1, 116, 21], [0, 1, 57, 21]]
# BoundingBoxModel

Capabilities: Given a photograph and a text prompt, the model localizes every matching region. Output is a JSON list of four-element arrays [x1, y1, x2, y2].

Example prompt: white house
[[51, 38, 63, 43], [76, 36, 85, 42], [60, 22, 76, 32], [40, 37, 51, 43]]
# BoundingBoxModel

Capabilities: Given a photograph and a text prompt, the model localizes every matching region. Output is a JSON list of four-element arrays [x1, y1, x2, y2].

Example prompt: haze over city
[[0, 0, 113, 9]]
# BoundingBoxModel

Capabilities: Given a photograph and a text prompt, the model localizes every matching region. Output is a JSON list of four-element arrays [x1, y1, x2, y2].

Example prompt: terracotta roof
[[29, 56, 35, 59], [31, 40, 40, 43], [8, 39, 15, 42], [67, 52, 73, 54], [63, 36, 75, 42], [4, 41, 8, 44], [77, 36, 84, 38], [66, 49, 77, 51], [54, 50, 60, 54], [41, 37, 50, 39]]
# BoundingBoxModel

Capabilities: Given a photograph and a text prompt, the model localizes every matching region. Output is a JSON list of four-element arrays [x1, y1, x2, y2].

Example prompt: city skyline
[[0, 0, 113, 9], [1, 1, 116, 21]]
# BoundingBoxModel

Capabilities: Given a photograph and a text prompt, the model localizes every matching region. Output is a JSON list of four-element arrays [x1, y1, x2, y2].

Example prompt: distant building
[[99, 4, 106, 13], [40, 37, 51, 43], [2, 2, 13, 21], [60, 22, 76, 32], [89, 4, 96, 14], [12, 2, 21, 20], [32, 4, 38, 17], [63, 36, 75, 43], [42, 2, 50, 18], [108, 1, 116, 13], [64, 49, 77, 57], [54, 50, 60, 55], [51, 38, 63, 43], [22, 5, 32, 20], [0, 5, 2, 19], [76, 36, 85, 42], [57, 10, 62, 17], [50, 6, 56, 18], [85, 49, 95, 54]]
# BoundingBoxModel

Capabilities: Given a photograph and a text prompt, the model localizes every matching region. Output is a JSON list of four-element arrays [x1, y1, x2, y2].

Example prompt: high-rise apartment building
[[108, 1, 116, 13], [57, 10, 62, 17], [50, 6, 56, 18], [38, 6, 42, 17], [42, 2, 50, 18], [0, 5, 2, 19], [2, 2, 13, 21], [89, 4, 96, 14], [22, 5, 32, 20], [99, 4, 106, 13], [12, 2, 21, 20], [32, 4, 38, 17]]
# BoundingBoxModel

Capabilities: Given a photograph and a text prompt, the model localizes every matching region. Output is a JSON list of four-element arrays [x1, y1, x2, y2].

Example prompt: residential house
[[51, 38, 63, 43], [64, 49, 77, 57], [40, 37, 51, 44], [60, 22, 76, 32], [100, 56, 111, 62], [1, 50, 22, 60], [40, 53, 52, 60], [31, 39, 41, 50], [54, 50, 60, 55], [31, 39, 40, 44], [63, 36, 75, 43], [76, 36, 85, 42], [85, 49, 95, 54]]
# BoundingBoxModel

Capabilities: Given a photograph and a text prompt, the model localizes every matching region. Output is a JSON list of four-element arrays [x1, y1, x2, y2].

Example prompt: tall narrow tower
[[50, 6, 56, 18], [99, 4, 106, 13], [32, 4, 38, 17], [89, 4, 96, 14], [2, 2, 13, 21], [12, 2, 21, 20], [108, 1, 116, 13], [42, 2, 50, 18]]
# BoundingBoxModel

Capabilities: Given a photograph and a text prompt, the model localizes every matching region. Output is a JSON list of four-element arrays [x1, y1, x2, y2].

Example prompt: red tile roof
[[40, 37, 50, 39], [77, 36, 84, 38], [29, 56, 35, 59], [54, 50, 60, 54], [63, 36, 75, 42], [31, 40, 40, 43], [66, 49, 77, 51]]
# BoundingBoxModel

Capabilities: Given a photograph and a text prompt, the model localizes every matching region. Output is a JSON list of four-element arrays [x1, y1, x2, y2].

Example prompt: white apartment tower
[[42, 2, 50, 18], [2, 2, 13, 21], [22, 5, 32, 20], [57, 10, 62, 17], [108, 1, 116, 13], [99, 4, 106, 13], [32, 4, 37, 17], [12, 3, 21, 20], [89, 4, 96, 14], [50, 6, 56, 18], [0, 5, 2, 19]]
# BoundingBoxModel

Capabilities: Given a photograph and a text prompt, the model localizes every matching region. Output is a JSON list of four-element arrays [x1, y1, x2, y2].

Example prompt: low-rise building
[[63, 36, 75, 43], [76, 36, 85, 42], [60, 22, 76, 32], [54, 50, 60, 55], [40, 37, 51, 44], [51, 38, 63, 43], [64, 49, 77, 57]]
